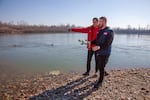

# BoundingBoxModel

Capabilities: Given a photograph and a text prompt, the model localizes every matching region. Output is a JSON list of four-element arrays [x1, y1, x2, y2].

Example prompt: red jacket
[[71, 26, 99, 50]]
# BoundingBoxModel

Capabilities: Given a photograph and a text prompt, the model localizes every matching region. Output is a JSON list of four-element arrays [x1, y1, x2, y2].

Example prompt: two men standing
[[70, 16, 114, 88]]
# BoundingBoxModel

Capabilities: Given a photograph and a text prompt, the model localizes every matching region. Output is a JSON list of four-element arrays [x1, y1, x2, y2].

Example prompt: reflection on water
[[0, 33, 150, 73]]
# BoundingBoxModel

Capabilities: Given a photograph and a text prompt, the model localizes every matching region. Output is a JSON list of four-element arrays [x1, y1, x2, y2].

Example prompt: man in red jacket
[[69, 18, 99, 76]]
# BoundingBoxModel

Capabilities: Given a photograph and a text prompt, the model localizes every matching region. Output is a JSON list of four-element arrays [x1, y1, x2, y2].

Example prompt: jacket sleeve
[[91, 39, 96, 44], [71, 27, 89, 33], [98, 31, 114, 50]]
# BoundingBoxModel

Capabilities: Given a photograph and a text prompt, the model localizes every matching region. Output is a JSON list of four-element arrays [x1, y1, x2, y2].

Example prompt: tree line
[[114, 26, 150, 35], [0, 21, 75, 34], [0, 21, 150, 35]]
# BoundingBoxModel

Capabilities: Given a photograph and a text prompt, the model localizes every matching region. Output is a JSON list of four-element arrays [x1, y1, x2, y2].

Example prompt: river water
[[0, 33, 150, 73]]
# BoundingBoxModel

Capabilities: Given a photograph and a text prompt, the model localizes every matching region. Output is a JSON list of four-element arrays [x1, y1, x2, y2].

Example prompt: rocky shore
[[0, 68, 150, 100]]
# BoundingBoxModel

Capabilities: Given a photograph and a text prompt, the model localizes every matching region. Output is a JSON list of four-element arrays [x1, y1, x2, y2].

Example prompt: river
[[0, 33, 150, 73]]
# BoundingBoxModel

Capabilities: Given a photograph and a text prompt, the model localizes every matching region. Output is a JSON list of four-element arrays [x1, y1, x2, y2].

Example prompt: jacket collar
[[102, 26, 109, 31]]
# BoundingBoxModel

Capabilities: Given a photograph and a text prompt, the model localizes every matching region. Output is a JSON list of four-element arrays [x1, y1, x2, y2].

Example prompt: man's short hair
[[93, 17, 98, 22], [100, 16, 107, 22]]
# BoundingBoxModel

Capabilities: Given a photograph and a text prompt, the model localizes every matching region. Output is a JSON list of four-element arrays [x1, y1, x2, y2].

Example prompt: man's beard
[[99, 25, 103, 28]]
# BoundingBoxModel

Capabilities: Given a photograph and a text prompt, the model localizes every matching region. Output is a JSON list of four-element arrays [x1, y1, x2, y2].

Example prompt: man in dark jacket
[[91, 16, 114, 88]]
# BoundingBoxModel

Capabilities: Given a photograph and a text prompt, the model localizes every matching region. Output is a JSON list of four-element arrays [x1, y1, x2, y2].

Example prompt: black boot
[[94, 81, 102, 89], [92, 73, 98, 78], [104, 71, 109, 76], [82, 72, 89, 76]]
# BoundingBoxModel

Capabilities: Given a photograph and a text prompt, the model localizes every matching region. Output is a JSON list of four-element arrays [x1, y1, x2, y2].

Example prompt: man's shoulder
[[104, 27, 113, 34], [105, 27, 112, 31]]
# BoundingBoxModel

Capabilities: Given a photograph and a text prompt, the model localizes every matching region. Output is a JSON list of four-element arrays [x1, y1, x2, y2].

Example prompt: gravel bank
[[0, 68, 150, 100]]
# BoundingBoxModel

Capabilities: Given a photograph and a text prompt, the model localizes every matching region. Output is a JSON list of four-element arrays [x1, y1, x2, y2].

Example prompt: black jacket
[[91, 27, 114, 56]]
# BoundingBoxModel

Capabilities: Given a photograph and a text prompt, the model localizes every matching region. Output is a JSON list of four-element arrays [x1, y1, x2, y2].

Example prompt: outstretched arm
[[69, 27, 90, 33]]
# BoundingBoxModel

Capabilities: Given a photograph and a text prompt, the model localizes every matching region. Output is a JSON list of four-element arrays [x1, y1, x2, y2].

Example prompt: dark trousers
[[96, 55, 109, 83], [86, 50, 98, 73]]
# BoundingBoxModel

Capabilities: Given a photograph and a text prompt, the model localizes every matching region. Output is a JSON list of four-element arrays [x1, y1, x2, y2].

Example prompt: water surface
[[0, 33, 150, 73]]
